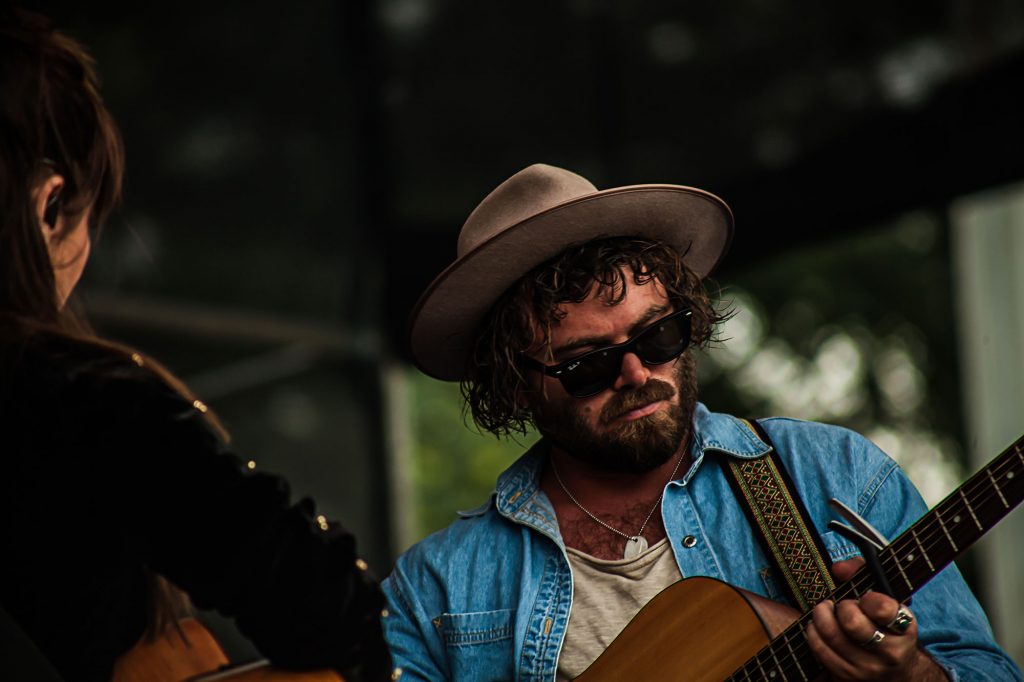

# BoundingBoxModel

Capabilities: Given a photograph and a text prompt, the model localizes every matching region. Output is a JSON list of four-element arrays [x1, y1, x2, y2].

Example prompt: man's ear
[[515, 376, 545, 410], [33, 174, 65, 245], [515, 388, 530, 409]]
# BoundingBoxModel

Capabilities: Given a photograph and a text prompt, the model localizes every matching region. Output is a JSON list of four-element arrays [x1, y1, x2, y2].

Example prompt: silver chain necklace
[[550, 451, 686, 560]]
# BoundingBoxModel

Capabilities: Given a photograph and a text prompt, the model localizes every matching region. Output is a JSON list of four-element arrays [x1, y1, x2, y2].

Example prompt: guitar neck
[[874, 434, 1024, 603], [729, 433, 1024, 682]]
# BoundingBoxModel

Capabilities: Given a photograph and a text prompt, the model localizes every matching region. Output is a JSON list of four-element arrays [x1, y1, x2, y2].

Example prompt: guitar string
[[868, 444, 1023, 591], [732, 445, 1023, 680], [867, 452, 1013, 590], [847, 445, 1021, 600], [751, 449, 1024, 680], [741, 449, 1024, 680]]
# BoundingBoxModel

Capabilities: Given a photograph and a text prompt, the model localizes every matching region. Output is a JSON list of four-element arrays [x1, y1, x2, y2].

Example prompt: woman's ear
[[33, 174, 65, 245]]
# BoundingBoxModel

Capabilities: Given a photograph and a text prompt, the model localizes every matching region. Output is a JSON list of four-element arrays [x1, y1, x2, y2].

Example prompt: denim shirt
[[382, 403, 1022, 681]]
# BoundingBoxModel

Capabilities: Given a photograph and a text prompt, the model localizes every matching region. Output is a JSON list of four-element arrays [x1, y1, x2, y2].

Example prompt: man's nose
[[612, 351, 651, 391]]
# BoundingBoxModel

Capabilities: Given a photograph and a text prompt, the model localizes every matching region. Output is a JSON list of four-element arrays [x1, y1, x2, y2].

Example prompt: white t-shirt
[[556, 539, 683, 681]]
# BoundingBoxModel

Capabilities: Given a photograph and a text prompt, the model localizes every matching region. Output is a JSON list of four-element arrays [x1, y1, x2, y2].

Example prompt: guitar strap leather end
[[722, 418, 836, 612]]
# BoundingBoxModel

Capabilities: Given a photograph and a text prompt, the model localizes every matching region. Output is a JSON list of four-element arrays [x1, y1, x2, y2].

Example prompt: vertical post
[[951, 181, 1024, 661], [337, 0, 400, 563]]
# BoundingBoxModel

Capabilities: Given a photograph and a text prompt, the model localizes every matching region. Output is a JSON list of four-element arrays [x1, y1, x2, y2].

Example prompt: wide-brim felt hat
[[409, 163, 734, 381]]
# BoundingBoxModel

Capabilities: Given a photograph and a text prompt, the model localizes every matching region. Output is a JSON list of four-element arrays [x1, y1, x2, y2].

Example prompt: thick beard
[[528, 354, 699, 474]]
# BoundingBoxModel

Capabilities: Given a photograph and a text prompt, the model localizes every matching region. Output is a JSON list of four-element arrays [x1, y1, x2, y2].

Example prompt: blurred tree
[[407, 374, 538, 537], [702, 210, 964, 505]]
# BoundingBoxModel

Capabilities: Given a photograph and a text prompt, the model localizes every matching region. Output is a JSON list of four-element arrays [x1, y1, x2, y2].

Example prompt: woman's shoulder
[[3, 328, 225, 458], [1, 328, 186, 417], [4, 329, 137, 385]]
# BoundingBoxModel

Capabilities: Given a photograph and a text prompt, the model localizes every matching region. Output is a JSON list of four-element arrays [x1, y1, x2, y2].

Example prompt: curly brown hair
[[1, 8, 124, 324], [0, 9, 194, 641], [463, 236, 727, 437]]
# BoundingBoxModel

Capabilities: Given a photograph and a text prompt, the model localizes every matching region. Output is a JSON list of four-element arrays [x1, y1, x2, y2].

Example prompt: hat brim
[[409, 184, 734, 381]]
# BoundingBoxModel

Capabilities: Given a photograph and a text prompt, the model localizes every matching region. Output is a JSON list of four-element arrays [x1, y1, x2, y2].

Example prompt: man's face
[[522, 273, 698, 473]]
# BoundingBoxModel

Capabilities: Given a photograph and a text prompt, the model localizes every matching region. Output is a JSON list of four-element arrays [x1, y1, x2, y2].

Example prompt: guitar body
[[112, 617, 342, 682], [113, 618, 230, 682], [575, 576, 806, 682], [579, 434, 1024, 680]]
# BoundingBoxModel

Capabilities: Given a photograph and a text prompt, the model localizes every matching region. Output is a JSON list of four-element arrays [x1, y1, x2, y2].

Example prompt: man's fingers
[[885, 605, 915, 634], [806, 611, 860, 680], [810, 598, 909, 670], [833, 600, 895, 657], [857, 592, 918, 638], [831, 557, 866, 582]]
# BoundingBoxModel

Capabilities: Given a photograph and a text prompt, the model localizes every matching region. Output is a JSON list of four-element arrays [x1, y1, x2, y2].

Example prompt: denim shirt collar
[[491, 440, 561, 542], [681, 401, 771, 483], [490, 402, 771, 533]]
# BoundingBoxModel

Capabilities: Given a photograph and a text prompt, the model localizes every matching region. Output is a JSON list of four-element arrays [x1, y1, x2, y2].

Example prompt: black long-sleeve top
[[0, 330, 392, 681]]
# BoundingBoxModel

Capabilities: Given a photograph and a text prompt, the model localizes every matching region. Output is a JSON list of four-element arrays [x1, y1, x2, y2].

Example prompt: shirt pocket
[[435, 608, 515, 681], [758, 530, 860, 602]]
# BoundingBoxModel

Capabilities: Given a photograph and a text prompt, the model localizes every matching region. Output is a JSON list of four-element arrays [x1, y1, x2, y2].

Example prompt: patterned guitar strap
[[722, 418, 836, 612]]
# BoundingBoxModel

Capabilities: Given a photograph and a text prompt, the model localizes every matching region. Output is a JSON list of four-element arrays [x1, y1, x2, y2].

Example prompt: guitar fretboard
[[728, 434, 1024, 682]]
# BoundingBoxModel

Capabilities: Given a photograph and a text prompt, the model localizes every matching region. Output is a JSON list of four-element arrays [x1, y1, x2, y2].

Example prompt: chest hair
[[557, 500, 668, 560]]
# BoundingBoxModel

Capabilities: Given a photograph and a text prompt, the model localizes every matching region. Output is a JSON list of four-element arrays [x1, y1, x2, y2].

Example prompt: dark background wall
[[28, 0, 1024, 573], [29, 1, 1024, 347], [19, 0, 1024, 661]]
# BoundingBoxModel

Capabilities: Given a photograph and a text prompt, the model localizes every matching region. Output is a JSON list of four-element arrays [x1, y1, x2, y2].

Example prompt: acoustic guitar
[[113, 617, 342, 682], [574, 432, 1024, 681]]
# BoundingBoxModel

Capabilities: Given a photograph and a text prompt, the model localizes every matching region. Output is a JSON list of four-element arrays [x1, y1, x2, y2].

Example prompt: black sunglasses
[[520, 308, 693, 398]]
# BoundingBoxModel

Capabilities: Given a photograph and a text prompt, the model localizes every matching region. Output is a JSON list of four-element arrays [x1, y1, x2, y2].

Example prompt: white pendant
[[623, 536, 648, 560]]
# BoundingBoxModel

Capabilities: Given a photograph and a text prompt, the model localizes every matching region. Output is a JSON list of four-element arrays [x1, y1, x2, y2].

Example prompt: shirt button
[[682, 535, 697, 548]]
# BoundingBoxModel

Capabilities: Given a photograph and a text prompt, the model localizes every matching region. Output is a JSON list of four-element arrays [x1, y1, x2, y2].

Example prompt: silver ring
[[886, 606, 914, 634], [861, 629, 886, 649]]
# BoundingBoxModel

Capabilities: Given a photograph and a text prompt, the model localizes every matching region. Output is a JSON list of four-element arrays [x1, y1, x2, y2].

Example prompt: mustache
[[599, 379, 677, 424]]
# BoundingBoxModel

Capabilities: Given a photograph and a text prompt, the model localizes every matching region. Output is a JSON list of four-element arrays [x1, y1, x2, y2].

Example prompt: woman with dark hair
[[0, 9, 392, 681]]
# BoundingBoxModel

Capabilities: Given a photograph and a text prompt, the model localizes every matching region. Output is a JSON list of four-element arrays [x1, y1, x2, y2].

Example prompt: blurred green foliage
[[407, 374, 538, 537]]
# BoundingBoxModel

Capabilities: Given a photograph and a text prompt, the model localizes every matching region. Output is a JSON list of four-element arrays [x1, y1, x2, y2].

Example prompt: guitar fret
[[987, 468, 1010, 508], [783, 629, 809, 681], [717, 434, 1024, 682], [752, 650, 771, 681], [890, 547, 913, 592], [911, 527, 935, 571], [959, 490, 983, 531], [767, 647, 788, 681], [935, 509, 959, 552]]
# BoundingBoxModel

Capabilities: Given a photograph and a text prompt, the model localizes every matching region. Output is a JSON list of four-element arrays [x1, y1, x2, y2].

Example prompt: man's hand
[[805, 558, 948, 681]]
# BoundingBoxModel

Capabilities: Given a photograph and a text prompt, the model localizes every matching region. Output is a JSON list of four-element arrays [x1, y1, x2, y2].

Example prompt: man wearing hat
[[381, 164, 1020, 681]]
